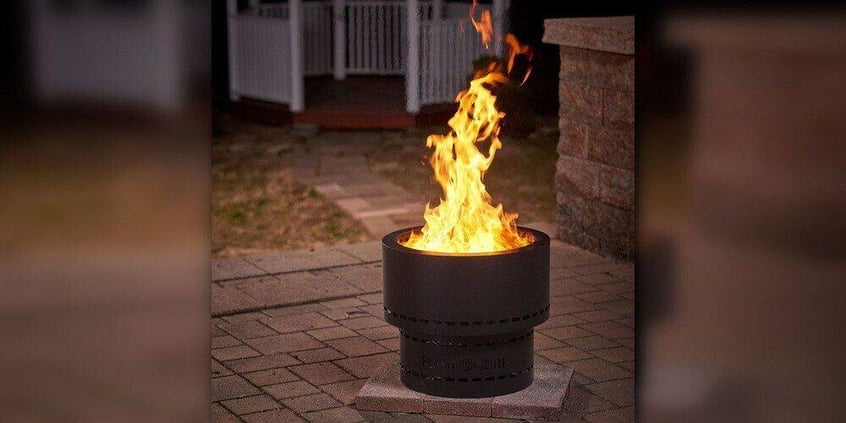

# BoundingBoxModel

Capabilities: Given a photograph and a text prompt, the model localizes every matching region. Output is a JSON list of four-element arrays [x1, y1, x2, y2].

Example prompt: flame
[[505, 33, 533, 85], [469, 0, 494, 48], [402, 3, 533, 253]]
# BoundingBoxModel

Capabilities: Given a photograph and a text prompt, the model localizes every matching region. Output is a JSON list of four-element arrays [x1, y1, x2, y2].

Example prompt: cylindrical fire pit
[[382, 227, 550, 398]]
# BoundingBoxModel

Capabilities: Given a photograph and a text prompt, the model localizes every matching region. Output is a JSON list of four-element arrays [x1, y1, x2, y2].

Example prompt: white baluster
[[333, 0, 346, 79], [493, 0, 504, 56], [226, 0, 240, 101], [290, 0, 305, 111], [406, 0, 420, 113]]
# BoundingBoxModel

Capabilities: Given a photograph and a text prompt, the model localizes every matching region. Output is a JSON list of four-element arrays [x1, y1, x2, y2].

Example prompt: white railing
[[256, 3, 333, 76], [302, 2, 333, 75], [418, 17, 487, 105], [256, 4, 288, 18], [346, 1, 402, 74], [256, 0, 433, 76], [257, 0, 432, 18], [227, 0, 506, 112], [233, 14, 293, 104], [345, 0, 435, 75]]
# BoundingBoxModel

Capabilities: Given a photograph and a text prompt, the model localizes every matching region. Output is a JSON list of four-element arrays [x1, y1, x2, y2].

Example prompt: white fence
[[228, 11, 293, 104], [303, 3, 334, 75], [418, 17, 487, 105], [227, 0, 506, 113], [255, 0, 434, 76], [345, 0, 435, 74], [346, 0, 407, 74], [257, 3, 333, 76]]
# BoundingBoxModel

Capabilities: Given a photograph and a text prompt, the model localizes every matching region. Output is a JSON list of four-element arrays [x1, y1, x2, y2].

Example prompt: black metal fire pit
[[382, 226, 550, 398]]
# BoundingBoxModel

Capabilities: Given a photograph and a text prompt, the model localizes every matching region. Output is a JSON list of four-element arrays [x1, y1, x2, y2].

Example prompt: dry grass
[[212, 118, 369, 258], [212, 115, 560, 258]]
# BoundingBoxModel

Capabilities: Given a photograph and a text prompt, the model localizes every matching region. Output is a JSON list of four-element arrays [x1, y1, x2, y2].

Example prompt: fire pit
[[382, 226, 550, 398], [371, 0, 548, 399]]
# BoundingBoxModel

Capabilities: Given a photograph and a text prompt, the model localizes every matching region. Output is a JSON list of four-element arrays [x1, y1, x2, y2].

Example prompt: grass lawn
[[212, 115, 559, 258], [212, 118, 369, 258]]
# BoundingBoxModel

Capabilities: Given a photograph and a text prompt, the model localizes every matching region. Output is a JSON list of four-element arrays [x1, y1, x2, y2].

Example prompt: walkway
[[284, 131, 558, 240], [211, 240, 634, 422], [286, 133, 426, 238]]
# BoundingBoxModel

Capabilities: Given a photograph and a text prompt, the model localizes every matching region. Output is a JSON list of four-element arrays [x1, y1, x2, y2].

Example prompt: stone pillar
[[543, 17, 635, 260]]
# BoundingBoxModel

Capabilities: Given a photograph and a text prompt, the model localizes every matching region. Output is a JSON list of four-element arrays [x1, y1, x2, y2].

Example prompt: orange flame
[[505, 33, 533, 85], [469, 0, 494, 48], [402, 2, 533, 253]]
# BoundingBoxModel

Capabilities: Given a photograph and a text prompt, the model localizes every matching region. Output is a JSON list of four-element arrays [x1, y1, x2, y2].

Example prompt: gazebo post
[[289, 0, 305, 112], [406, 0, 420, 113], [226, 0, 240, 101], [492, 0, 504, 56], [333, 0, 346, 80]]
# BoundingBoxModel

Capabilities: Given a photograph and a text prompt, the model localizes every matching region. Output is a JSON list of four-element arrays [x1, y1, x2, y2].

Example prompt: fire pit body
[[382, 227, 550, 398]]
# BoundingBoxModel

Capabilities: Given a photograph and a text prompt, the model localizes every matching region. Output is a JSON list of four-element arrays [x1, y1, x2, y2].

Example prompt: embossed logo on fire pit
[[422, 355, 506, 372]]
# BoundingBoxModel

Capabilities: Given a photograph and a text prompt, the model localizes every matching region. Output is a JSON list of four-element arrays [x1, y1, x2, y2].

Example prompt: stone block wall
[[543, 17, 635, 260]]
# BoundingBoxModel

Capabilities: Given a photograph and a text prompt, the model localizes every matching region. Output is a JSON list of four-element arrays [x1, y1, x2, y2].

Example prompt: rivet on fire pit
[[382, 226, 550, 398]]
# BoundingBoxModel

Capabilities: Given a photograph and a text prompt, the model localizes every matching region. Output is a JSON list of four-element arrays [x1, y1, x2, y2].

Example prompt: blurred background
[[0, 0, 210, 421], [2, 0, 845, 421]]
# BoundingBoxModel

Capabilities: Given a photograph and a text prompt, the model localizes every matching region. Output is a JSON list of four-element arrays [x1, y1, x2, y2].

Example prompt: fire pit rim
[[382, 226, 550, 257], [381, 225, 551, 398]]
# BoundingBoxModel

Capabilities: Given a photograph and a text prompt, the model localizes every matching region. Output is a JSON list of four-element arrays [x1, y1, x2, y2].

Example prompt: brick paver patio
[[212, 240, 634, 422]]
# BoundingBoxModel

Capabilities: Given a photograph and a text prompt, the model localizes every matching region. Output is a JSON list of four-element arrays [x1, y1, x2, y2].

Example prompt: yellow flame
[[402, 4, 533, 253]]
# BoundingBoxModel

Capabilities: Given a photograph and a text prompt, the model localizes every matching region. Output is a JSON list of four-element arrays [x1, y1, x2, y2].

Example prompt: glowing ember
[[403, 2, 533, 253]]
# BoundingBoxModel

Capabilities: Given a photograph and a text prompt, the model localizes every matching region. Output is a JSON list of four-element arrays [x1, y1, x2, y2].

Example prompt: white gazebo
[[225, 0, 509, 114]]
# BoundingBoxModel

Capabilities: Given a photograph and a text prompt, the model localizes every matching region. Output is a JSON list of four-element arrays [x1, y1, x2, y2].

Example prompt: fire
[[469, 0, 494, 48], [402, 2, 533, 253]]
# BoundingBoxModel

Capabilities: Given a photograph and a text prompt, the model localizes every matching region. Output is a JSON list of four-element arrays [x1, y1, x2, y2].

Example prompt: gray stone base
[[354, 358, 574, 420]]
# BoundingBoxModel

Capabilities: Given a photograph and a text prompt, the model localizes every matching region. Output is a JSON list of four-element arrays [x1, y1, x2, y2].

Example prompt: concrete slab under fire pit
[[355, 358, 574, 420]]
